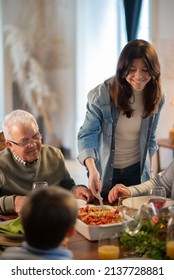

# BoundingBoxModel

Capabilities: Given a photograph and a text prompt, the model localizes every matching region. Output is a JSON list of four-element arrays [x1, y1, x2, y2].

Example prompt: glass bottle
[[166, 205, 174, 259]]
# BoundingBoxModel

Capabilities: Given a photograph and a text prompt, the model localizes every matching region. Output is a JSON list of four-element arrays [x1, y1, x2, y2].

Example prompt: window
[[117, 0, 150, 52]]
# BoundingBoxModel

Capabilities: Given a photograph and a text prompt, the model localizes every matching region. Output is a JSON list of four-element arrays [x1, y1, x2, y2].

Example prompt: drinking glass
[[98, 232, 120, 260], [32, 181, 48, 192], [141, 201, 159, 224], [117, 195, 133, 207], [117, 196, 136, 218], [148, 186, 166, 210], [118, 196, 142, 256], [166, 205, 174, 259], [122, 211, 142, 236]]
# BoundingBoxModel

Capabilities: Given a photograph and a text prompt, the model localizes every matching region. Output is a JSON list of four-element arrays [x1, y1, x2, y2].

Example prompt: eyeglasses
[[8, 132, 42, 147]]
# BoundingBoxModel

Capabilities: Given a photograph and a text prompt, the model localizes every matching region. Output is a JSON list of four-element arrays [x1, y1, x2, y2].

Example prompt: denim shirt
[[77, 80, 165, 194]]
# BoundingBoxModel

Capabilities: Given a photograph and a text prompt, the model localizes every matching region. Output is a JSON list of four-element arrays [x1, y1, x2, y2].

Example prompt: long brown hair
[[107, 39, 162, 118]]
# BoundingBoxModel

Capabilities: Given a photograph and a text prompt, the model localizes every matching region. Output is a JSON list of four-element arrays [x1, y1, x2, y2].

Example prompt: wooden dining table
[[0, 203, 124, 260], [68, 230, 99, 260], [0, 198, 171, 260], [0, 199, 121, 260]]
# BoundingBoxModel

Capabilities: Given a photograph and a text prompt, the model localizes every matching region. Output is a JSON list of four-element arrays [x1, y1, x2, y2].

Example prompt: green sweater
[[0, 145, 75, 214]]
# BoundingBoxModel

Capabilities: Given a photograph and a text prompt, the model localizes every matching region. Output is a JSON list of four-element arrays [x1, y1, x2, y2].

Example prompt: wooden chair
[[0, 131, 6, 151]]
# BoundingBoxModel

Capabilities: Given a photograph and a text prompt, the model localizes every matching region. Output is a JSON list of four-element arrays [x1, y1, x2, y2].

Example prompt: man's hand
[[74, 186, 94, 203], [108, 184, 131, 203], [14, 196, 27, 214]]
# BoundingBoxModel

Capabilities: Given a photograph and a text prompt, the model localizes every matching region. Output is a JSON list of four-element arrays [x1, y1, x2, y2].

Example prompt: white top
[[114, 90, 144, 168]]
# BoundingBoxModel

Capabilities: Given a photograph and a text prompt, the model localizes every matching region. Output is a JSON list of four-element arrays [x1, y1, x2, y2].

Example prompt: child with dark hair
[[1, 186, 77, 259]]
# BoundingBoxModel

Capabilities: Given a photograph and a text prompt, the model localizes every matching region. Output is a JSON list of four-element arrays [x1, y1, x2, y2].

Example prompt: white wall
[[1, 0, 77, 156], [1, 0, 119, 159], [151, 0, 174, 170], [75, 0, 118, 155], [0, 0, 5, 124], [1, 0, 174, 167]]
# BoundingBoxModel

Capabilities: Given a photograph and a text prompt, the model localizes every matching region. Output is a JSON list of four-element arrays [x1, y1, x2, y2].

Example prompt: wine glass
[[118, 196, 142, 256], [148, 186, 166, 210], [117, 196, 136, 218], [121, 207, 142, 237], [32, 181, 48, 192], [141, 201, 159, 224], [98, 232, 120, 260]]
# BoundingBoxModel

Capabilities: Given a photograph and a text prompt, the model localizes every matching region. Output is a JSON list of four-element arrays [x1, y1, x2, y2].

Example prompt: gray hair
[[2, 109, 39, 140]]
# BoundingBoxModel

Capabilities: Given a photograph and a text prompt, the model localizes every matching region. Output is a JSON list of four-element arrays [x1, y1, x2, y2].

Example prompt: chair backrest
[[0, 131, 6, 151]]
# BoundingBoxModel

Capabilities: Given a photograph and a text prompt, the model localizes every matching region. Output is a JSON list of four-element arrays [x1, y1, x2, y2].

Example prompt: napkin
[[0, 217, 24, 235]]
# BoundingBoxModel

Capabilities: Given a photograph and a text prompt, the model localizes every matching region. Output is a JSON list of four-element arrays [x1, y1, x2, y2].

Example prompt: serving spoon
[[97, 191, 104, 210]]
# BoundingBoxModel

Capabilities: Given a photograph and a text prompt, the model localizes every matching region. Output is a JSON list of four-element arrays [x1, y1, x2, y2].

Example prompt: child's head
[[21, 186, 78, 250]]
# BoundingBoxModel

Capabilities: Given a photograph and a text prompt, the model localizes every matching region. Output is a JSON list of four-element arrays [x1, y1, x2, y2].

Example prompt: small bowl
[[76, 199, 87, 208]]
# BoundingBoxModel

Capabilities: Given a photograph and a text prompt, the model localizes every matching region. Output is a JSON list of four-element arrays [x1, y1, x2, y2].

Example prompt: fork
[[97, 191, 104, 210]]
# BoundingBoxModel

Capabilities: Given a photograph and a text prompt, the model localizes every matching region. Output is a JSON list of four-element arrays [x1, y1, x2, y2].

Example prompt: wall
[[0, 0, 5, 122], [1, 0, 174, 167], [75, 0, 118, 155], [0, 0, 118, 159], [151, 0, 174, 170], [1, 0, 76, 157]]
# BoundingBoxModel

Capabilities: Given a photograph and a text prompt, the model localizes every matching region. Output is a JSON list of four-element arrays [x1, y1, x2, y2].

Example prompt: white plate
[[76, 199, 87, 208], [122, 196, 174, 209]]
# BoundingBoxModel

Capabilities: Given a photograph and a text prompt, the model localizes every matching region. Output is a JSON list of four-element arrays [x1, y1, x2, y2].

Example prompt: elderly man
[[0, 109, 93, 215]]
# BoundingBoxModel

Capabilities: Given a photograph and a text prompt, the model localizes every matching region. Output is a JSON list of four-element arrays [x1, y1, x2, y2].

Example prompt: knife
[[97, 191, 104, 210]]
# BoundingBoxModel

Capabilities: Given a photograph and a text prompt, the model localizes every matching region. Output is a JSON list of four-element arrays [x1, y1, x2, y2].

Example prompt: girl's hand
[[88, 170, 102, 198], [108, 184, 131, 203]]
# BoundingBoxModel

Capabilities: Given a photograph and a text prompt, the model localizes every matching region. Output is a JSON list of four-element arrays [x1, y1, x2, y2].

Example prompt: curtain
[[123, 0, 143, 42]]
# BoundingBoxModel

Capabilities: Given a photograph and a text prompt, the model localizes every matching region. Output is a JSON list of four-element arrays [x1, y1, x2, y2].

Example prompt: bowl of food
[[75, 205, 125, 241]]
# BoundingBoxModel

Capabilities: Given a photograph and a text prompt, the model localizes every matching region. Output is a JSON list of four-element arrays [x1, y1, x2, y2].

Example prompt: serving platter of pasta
[[75, 205, 125, 241]]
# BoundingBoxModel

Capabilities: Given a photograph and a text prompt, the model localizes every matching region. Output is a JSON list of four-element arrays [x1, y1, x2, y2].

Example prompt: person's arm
[[0, 195, 28, 215], [60, 160, 94, 202], [108, 159, 174, 203], [84, 157, 102, 198], [77, 83, 111, 198], [73, 185, 94, 202], [108, 184, 131, 203], [0, 195, 14, 214], [59, 166, 77, 190], [149, 155, 155, 178], [14, 196, 27, 214]]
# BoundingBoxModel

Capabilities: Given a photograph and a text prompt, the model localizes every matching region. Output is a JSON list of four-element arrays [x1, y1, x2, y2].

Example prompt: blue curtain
[[123, 0, 143, 41]]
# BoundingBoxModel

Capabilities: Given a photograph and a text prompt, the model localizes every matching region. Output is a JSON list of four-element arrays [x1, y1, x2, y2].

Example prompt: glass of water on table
[[32, 181, 48, 192]]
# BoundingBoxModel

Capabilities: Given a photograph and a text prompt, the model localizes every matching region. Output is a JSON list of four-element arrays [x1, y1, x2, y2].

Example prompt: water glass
[[32, 181, 48, 192]]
